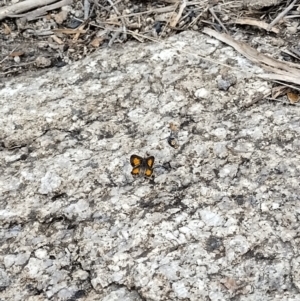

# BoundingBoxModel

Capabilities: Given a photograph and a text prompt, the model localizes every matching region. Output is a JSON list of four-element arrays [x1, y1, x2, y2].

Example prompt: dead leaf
[[54, 10, 68, 25], [51, 35, 64, 45], [169, 122, 178, 132], [221, 277, 240, 294], [3, 23, 11, 35], [231, 18, 279, 34], [169, 12, 178, 27], [53, 28, 86, 35], [73, 23, 86, 42], [272, 86, 287, 98], [90, 37, 104, 48], [169, 0, 186, 28], [9, 51, 24, 57], [287, 91, 300, 103]]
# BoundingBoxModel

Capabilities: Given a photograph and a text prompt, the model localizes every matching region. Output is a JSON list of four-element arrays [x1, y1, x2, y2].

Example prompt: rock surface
[[243, 0, 283, 9], [1, 31, 300, 301]]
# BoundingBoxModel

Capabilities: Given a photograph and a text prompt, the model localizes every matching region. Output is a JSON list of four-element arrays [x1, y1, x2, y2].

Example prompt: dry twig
[[0, 0, 60, 21], [170, 0, 186, 28], [230, 18, 279, 34], [273, 81, 300, 93], [208, 7, 228, 33], [107, 0, 120, 15], [84, 0, 90, 20], [53, 28, 86, 34], [203, 27, 300, 85], [0, 46, 18, 64], [267, 0, 298, 31], [10, 0, 72, 21]]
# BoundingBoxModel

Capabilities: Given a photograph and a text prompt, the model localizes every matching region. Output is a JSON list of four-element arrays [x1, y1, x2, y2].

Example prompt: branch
[[0, 0, 60, 21]]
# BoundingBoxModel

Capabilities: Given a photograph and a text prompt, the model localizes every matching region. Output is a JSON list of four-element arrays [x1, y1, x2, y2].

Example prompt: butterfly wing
[[144, 156, 155, 177], [144, 168, 153, 177], [146, 156, 155, 168], [131, 166, 141, 176], [130, 155, 143, 176], [130, 155, 143, 167]]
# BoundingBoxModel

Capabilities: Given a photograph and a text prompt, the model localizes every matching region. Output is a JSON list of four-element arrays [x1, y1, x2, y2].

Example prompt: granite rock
[[1, 31, 300, 301]]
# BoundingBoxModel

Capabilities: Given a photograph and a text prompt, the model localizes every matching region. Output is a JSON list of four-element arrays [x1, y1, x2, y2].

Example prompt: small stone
[[54, 10, 68, 24], [219, 164, 238, 178], [14, 56, 20, 63], [217, 73, 237, 91], [286, 26, 297, 34], [39, 171, 61, 194], [270, 37, 285, 46], [195, 88, 209, 99], [35, 56, 52, 68], [35, 249, 48, 259], [4, 255, 15, 269], [261, 203, 269, 212]]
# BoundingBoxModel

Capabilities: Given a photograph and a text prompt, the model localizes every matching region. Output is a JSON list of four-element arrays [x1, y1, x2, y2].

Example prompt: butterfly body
[[130, 155, 155, 177]]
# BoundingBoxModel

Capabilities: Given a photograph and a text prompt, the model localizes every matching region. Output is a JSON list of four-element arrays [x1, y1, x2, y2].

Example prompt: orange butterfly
[[130, 155, 155, 177]]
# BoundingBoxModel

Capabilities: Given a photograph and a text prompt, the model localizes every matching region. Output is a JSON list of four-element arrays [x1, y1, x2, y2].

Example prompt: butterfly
[[130, 155, 155, 177]]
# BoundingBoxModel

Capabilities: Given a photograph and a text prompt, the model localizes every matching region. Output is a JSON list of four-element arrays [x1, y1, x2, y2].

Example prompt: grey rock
[[1, 31, 300, 301], [243, 0, 283, 9], [217, 73, 237, 91]]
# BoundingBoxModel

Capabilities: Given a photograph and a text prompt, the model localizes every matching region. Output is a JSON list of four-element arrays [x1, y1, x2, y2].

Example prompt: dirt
[[1, 0, 300, 79]]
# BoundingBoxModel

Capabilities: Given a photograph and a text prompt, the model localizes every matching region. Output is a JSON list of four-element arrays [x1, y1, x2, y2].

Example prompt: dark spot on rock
[[230, 295, 242, 301], [51, 193, 68, 201], [162, 161, 172, 171], [255, 252, 265, 260], [20, 154, 28, 161], [238, 215, 245, 224], [54, 60, 68, 68], [74, 72, 94, 85], [28, 210, 37, 220], [217, 73, 237, 91], [67, 223, 77, 230], [171, 196, 188, 210], [86, 161, 99, 169], [14, 124, 24, 130], [225, 58, 237, 66], [71, 108, 83, 117], [25, 283, 43, 295], [206, 236, 223, 252], [180, 117, 195, 128], [28, 146, 35, 153], [73, 290, 85, 299], [153, 21, 164, 34], [234, 195, 245, 206], [243, 249, 255, 259], [212, 169, 219, 178]]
